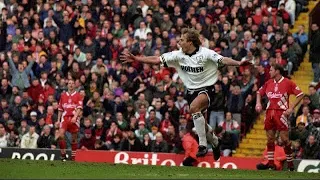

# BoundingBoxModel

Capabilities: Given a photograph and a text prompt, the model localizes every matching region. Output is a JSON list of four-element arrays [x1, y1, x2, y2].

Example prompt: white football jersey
[[160, 47, 223, 89]]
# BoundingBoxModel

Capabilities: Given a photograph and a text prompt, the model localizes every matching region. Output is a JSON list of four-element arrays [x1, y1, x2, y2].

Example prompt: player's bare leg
[[266, 130, 276, 170], [71, 132, 78, 161], [57, 128, 67, 161], [280, 130, 294, 171], [190, 94, 209, 157]]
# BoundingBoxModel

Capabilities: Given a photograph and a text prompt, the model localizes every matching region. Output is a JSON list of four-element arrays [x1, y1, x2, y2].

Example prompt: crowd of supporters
[[0, 0, 318, 160]]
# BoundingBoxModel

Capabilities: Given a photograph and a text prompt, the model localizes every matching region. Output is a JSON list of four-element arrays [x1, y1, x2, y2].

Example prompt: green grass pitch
[[0, 159, 319, 179]]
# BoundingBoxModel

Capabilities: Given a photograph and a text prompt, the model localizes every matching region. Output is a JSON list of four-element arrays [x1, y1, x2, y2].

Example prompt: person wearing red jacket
[[257, 137, 286, 170], [41, 82, 55, 103], [27, 78, 43, 104], [180, 129, 198, 166]]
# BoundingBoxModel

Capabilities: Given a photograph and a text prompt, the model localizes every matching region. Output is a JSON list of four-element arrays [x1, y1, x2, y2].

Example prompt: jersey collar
[[67, 91, 77, 96], [185, 46, 200, 57], [274, 76, 284, 84]]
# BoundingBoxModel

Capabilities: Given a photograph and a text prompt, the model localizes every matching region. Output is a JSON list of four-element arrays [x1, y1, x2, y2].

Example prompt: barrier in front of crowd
[[0, 147, 71, 161], [75, 150, 261, 170], [75, 150, 320, 173], [0, 147, 318, 173]]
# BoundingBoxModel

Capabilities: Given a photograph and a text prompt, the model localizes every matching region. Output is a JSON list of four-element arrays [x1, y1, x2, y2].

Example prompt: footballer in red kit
[[255, 64, 304, 171], [57, 78, 83, 161]]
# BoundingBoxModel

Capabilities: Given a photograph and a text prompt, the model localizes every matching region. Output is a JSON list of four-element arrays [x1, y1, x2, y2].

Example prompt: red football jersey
[[258, 77, 303, 110], [58, 91, 83, 117]]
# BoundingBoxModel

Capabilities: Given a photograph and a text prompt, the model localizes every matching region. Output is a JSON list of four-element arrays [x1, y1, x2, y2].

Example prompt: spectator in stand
[[296, 106, 312, 126], [145, 110, 160, 131], [310, 23, 320, 83], [134, 121, 149, 142], [92, 117, 106, 140], [7, 51, 34, 90], [308, 85, 320, 110], [110, 134, 121, 151], [18, 120, 29, 139], [296, 95, 314, 117], [227, 85, 244, 125], [151, 132, 168, 153], [293, 25, 308, 56], [307, 109, 320, 145], [290, 122, 309, 147], [79, 129, 95, 150], [292, 140, 303, 159], [311, 109, 320, 123], [175, 92, 189, 116], [148, 126, 159, 141], [120, 130, 142, 152], [0, 123, 7, 147], [105, 122, 122, 146], [135, 104, 149, 122], [278, 0, 296, 26], [142, 133, 151, 152], [163, 125, 180, 153], [209, 83, 225, 130], [7, 130, 19, 147], [94, 140, 108, 151], [302, 135, 320, 159], [215, 126, 233, 157], [37, 125, 54, 149], [219, 112, 240, 153], [20, 126, 39, 149], [116, 112, 128, 131]]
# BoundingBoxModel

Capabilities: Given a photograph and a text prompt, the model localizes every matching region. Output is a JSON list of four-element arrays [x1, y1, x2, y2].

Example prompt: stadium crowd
[[0, 0, 319, 161]]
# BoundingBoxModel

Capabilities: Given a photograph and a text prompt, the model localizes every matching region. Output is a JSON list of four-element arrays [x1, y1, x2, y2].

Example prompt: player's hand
[[239, 60, 252, 66], [285, 108, 293, 116], [255, 103, 262, 113], [71, 116, 77, 123], [120, 51, 136, 64]]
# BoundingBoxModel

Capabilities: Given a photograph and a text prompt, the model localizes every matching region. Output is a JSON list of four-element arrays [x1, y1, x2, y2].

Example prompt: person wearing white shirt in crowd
[[0, 124, 7, 148], [279, 0, 296, 26], [138, 0, 149, 17], [20, 126, 39, 149], [134, 21, 152, 40]]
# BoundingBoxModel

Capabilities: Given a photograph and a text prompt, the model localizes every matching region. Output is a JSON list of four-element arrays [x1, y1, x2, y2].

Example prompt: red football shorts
[[264, 109, 289, 131], [60, 116, 80, 133]]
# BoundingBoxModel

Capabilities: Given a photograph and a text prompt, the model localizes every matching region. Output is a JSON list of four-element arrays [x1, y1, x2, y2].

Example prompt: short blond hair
[[181, 28, 202, 47]]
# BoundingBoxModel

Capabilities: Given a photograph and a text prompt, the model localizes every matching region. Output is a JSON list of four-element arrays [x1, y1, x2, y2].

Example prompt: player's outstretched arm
[[120, 51, 161, 65], [221, 57, 251, 66]]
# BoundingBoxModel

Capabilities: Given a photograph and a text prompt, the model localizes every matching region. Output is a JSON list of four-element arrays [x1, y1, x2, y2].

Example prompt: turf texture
[[0, 159, 319, 179]]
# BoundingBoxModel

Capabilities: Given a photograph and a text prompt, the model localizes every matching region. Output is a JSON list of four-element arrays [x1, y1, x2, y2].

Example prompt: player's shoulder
[[199, 47, 212, 54], [265, 79, 274, 85], [282, 77, 296, 86], [60, 91, 67, 96]]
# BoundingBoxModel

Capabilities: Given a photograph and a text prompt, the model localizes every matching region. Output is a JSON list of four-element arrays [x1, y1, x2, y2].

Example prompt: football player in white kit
[[121, 28, 249, 161]]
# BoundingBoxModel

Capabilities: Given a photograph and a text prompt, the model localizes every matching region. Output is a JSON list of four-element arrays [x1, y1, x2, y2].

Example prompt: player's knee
[[189, 105, 200, 114], [267, 137, 275, 144]]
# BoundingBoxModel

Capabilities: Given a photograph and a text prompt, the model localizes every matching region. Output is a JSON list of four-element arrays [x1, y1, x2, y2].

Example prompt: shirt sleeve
[[257, 83, 267, 96], [160, 51, 179, 68], [76, 94, 83, 109], [207, 49, 223, 64], [58, 95, 63, 111], [289, 81, 304, 97]]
